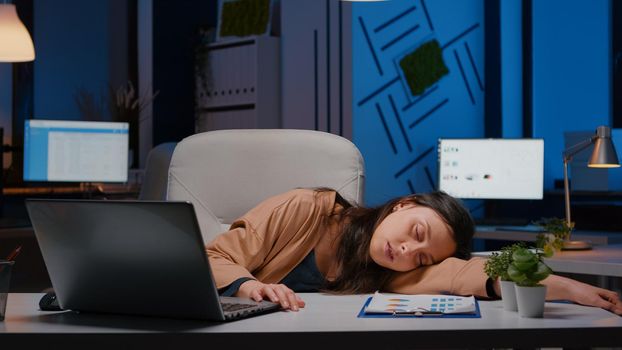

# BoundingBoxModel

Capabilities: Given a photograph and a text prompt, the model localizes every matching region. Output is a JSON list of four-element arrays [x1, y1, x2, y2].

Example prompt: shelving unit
[[195, 36, 281, 131]]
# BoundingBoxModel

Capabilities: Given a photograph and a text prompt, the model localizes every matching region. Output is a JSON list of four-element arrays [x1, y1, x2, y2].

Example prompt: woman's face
[[369, 203, 457, 272]]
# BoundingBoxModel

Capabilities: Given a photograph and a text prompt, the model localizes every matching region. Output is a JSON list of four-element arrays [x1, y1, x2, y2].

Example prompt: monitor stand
[[79, 182, 98, 199]]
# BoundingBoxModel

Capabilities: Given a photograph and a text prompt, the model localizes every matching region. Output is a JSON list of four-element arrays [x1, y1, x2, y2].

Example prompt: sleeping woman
[[206, 188, 622, 314]]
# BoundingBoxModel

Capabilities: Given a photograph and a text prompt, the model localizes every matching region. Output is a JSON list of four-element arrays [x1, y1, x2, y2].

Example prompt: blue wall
[[33, 0, 111, 120], [353, 0, 616, 202], [500, 0, 523, 138], [532, 0, 611, 189], [353, 0, 485, 205]]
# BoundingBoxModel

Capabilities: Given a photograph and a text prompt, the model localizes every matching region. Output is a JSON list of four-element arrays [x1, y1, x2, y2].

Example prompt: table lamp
[[0, 3, 35, 62], [562, 125, 620, 250], [0, 2, 34, 202]]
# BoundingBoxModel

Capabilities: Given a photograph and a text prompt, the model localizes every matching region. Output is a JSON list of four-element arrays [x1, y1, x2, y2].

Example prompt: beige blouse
[[206, 189, 488, 297]]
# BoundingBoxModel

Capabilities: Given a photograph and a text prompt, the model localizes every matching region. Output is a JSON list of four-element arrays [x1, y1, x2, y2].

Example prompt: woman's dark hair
[[318, 188, 475, 294]]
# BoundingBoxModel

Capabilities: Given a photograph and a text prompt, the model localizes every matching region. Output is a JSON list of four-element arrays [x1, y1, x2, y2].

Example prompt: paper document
[[364, 292, 477, 315]]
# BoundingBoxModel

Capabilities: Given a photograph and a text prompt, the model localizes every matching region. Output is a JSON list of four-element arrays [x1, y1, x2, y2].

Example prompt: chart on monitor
[[437, 139, 544, 200], [23, 119, 129, 183]]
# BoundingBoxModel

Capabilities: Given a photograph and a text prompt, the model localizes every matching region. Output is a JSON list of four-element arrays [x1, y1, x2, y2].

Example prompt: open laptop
[[25, 199, 280, 321]]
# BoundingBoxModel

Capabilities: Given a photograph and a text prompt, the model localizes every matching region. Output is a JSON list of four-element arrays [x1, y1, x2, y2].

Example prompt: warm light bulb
[[0, 4, 35, 62], [587, 163, 621, 168]]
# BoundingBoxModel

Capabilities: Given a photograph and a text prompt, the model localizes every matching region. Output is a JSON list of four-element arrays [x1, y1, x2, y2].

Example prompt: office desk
[[1, 293, 621, 349], [473, 244, 622, 278], [542, 244, 622, 277], [472, 244, 622, 292]]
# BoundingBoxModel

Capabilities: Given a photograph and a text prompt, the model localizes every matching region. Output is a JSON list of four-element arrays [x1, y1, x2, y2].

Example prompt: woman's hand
[[544, 275, 622, 315], [565, 279, 622, 315], [237, 280, 305, 311]]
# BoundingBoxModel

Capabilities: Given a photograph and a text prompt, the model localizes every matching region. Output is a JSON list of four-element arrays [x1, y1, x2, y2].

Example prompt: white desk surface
[[1, 293, 621, 349], [473, 243, 622, 277]]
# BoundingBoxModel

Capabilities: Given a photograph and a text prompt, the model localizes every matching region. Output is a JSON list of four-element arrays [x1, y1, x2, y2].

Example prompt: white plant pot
[[515, 285, 547, 318], [500, 280, 517, 311]]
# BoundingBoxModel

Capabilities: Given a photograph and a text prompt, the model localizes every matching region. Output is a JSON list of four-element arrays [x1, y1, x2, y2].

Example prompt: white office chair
[[166, 129, 365, 243], [138, 142, 177, 200]]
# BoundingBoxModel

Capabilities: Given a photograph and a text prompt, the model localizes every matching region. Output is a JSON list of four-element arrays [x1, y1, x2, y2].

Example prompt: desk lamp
[[0, 2, 34, 206], [562, 125, 620, 250], [0, 3, 35, 62]]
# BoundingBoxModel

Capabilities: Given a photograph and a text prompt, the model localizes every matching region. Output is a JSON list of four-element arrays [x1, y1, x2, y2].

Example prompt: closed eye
[[415, 225, 422, 241]]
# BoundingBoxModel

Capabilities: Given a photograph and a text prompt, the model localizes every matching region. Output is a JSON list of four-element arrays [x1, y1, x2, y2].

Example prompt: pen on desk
[[0, 245, 21, 273], [5, 245, 22, 262]]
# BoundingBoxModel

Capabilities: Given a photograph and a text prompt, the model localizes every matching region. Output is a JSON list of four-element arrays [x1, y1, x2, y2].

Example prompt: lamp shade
[[0, 4, 35, 62], [588, 126, 620, 168]]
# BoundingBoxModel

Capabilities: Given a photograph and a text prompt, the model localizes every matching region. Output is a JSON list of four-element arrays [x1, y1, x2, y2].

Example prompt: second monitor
[[23, 119, 129, 183], [438, 138, 544, 200]]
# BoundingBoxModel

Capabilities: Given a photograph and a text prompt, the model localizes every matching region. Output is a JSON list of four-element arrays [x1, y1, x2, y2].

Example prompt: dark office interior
[[0, 2, 621, 347]]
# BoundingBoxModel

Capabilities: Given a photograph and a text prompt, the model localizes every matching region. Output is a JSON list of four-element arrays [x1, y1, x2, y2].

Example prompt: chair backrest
[[139, 142, 177, 200], [167, 129, 365, 243]]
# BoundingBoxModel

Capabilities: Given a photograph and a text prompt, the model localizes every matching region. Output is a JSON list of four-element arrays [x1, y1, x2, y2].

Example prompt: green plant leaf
[[512, 259, 537, 271], [512, 248, 537, 264], [533, 217, 574, 241], [483, 242, 529, 280], [527, 262, 552, 282], [507, 264, 527, 283]]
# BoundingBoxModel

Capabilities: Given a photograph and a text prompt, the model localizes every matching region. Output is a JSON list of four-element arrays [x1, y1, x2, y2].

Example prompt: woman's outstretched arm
[[391, 256, 622, 315], [387, 257, 490, 297], [493, 274, 622, 315]]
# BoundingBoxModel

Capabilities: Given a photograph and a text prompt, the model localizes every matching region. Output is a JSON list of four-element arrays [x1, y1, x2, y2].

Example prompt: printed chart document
[[364, 292, 477, 315]]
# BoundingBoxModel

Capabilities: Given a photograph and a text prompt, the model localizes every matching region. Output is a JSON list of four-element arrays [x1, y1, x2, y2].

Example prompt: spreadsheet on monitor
[[24, 120, 129, 182], [437, 139, 544, 200]]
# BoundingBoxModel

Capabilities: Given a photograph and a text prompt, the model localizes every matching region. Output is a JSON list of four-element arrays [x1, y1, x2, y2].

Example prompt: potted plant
[[508, 247, 553, 318], [484, 242, 525, 311], [534, 217, 574, 256]]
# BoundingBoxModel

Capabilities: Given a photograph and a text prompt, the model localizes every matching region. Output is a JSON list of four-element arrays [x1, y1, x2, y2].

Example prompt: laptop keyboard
[[222, 302, 258, 312], [220, 297, 281, 320]]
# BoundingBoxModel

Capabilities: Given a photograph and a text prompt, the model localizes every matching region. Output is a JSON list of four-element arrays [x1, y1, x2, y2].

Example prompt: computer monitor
[[438, 138, 544, 200], [24, 119, 129, 182]]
